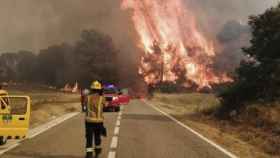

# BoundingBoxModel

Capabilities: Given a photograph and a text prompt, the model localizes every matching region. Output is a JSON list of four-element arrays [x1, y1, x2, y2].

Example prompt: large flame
[[121, 0, 231, 89]]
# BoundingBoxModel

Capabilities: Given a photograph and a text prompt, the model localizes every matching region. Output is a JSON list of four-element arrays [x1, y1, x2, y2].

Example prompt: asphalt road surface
[[1, 100, 233, 158]]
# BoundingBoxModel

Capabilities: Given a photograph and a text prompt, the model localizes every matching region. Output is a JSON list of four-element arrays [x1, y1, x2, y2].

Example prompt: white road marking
[[114, 126, 120, 135], [108, 151, 116, 158], [144, 101, 238, 158], [28, 112, 79, 138], [116, 120, 121, 126], [118, 110, 122, 115], [0, 143, 19, 155], [110, 136, 119, 149], [0, 112, 79, 156], [108, 107, 123, 158]]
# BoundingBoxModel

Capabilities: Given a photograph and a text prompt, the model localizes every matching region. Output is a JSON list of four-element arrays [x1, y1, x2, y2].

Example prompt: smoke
[[0, 0, 137, 53], [187, 0, 278, 33], [0, 0, 141, 88], [0, 0, 278, 89], [185, 0, 279, 73], [0, 0, 278, 54], [214, 21, 250, 73], [1, 0, 277, 52]]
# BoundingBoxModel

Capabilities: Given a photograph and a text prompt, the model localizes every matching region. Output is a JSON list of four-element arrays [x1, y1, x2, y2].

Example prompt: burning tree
[[121, 0, 232, 90]]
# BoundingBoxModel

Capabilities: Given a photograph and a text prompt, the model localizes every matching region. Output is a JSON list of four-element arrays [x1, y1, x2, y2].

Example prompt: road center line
[[108, 151, 116, 158], [114, 126, 120, 135], [110, 136, 119, 149], [116, 120, 121, 126], [108, 108, 123, 158]]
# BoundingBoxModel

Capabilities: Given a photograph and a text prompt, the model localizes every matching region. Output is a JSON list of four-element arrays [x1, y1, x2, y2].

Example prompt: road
[[1, 100, 234, 158]]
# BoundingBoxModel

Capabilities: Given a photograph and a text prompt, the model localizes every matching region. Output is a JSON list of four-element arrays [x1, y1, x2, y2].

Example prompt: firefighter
[[85, 81, 107, 158]]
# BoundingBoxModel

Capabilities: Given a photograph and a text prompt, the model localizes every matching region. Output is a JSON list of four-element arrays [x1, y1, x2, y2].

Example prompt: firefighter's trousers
[[85, 122, 103, 155]]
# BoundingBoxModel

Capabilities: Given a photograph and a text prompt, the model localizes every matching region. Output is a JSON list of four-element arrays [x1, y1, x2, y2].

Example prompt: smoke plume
[[0, 0, 278, 90]]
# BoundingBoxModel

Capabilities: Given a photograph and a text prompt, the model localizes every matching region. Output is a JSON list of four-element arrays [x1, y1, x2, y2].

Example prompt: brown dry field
[[7, 86, 80, 128], [150, 93, 280, 158]]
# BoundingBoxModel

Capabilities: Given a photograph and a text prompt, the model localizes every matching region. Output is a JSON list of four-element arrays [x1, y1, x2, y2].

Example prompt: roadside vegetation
[[218, 3, 280, 118], [0, 29, 119, 89], [150, 3, 280, 158], [151, 93, 280, 158]]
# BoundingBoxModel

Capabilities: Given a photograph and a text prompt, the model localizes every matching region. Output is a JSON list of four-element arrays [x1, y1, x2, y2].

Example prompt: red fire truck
[[103, 85, 130, 112]]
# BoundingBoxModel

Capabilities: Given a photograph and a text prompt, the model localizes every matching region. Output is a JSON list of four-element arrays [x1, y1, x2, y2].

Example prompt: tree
[[36, 44, 77, 87], [0, 29, 121, 88], [76, 30, 119, 88], [219, 3, 280, 115], [0, 52, 19, 81], [17, 51, 37, 82]]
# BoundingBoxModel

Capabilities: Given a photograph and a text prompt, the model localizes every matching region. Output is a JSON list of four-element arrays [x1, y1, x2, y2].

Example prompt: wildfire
[[121, 0, 232, 89]]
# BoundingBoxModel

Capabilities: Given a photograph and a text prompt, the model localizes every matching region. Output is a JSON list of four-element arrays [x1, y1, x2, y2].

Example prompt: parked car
[[117, 89, 130, 105], [103, 85, 121, 112]]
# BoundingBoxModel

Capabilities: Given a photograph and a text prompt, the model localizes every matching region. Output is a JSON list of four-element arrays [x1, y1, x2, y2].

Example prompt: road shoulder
[[148, 99, 274, 158]]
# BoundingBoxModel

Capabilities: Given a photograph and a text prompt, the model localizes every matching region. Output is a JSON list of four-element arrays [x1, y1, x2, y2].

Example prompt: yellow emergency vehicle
[[0, 90, 31, 145]]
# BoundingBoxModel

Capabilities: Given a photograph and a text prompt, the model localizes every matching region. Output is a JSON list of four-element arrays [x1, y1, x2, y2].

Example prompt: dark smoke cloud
[[0, 0, 278, 53], [0, 0, 278, 86], [188, 0, 279, 34], [0, 0, 140, 88], [0, 0, 138, 54], [214, 21, 250, 73], [186, 0, 279, 73]]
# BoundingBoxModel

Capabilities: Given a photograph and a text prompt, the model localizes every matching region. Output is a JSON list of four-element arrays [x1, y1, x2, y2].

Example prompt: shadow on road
[[6, 151, 83, 158], [122, 113, 171, 122]]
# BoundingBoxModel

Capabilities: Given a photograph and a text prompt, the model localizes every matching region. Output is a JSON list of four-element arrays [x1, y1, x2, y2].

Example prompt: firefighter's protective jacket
[[86, 94, 105, 123]]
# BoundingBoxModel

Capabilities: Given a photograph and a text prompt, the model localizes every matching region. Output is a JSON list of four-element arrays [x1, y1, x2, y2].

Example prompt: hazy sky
[[0, 0, 278, 53], [189, 0, 279, 33], [0, 0, 135, 53]]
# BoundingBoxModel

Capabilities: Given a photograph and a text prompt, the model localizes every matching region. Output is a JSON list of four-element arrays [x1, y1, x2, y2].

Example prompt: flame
[[121, 0, 232, 89]]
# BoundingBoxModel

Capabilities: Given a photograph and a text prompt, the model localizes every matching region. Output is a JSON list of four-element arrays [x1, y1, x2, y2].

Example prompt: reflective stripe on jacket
[[86, 94, 105, 123]]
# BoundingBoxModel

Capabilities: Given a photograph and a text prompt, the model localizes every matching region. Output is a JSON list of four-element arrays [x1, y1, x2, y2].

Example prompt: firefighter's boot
[[85, 148, 94, 158], [95, 148, 102, 158], [85, 152, 93, 158]]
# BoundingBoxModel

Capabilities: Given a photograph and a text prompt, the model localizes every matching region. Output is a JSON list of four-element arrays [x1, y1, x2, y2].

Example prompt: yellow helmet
[[90, 81, 102, 90]]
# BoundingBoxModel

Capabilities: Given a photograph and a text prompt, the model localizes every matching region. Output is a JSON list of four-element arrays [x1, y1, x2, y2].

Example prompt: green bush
[[218, 3, 280, 118]]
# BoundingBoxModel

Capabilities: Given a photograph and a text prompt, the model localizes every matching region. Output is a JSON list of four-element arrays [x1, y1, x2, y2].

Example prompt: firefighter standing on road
[[85, 81, 107, 158]]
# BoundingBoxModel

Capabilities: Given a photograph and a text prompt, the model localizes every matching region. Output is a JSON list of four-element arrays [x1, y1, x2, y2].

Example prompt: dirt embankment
[[149, 93, 280, 158]]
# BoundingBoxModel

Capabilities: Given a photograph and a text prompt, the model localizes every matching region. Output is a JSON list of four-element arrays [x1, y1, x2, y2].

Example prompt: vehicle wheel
[[110, 107, 114, 112], [115, 106, 120, 112], [0, 137, 7, 145]]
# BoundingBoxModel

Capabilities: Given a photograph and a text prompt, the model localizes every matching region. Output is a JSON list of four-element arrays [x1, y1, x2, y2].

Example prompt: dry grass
[[150, 93, 280, 158], [7, 87, 81, 128], [151, 93, 220, 114]]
